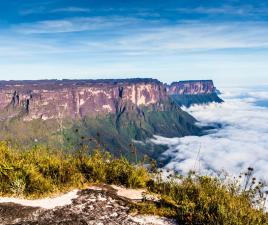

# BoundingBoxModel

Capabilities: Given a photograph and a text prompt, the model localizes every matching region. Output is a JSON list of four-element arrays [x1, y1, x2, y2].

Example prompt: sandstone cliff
[[168, 80, 216, 95], [0, 79, 201, 159], [0, 79, 167, 121], [167, 80, 223, 107]]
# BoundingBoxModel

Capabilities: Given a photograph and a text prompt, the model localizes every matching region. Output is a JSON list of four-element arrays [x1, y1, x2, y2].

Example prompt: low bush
[[136, 171, 268, 225], [0, 142, 149, 197]]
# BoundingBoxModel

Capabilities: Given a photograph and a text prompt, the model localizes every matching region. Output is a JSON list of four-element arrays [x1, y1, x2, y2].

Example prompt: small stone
[[110, 212, 118, 218]]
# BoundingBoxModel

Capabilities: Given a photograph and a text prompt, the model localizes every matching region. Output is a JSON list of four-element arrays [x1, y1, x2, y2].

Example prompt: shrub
[[0, 142, 149, 197], [142, 172, 268, 225], [106, 158, 149, 188]]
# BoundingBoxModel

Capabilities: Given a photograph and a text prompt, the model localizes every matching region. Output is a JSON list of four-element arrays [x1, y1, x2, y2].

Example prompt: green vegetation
[[0, 105, 200, 162], [63, 114, 167, 160], [171, 93, 223, 107], [0, 142, 267, 224], [0, 118, 64, 148], [133, 169, 268, 225], [64, 107, 200, 160], [0, 98, 202, 166], [0, 142, 149, 198]]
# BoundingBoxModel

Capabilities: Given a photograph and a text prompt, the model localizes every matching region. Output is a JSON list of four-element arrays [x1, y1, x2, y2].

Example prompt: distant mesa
[[167, 80, 224, 107]]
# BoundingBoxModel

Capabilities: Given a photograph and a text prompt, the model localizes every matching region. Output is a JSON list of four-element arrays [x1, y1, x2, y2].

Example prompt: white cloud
[[153, 88, 268, 181], [4, 18, 268, 57], [113, 22, 268, 53], [175, 5, 268, 16], [51, 7, 91, 13], [1, 17, 268, 83], [12, 17, 145, 34]]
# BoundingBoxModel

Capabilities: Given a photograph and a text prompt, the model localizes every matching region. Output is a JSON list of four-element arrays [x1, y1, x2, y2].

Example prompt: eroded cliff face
[[168, 80, 216, 95], [167, 80, 223, 107], [0, 79, 168, 121], [0, 79, 202, 157]]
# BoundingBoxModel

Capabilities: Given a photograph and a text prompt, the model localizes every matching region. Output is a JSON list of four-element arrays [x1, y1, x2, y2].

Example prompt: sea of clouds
[[153, 86, 268, 181]]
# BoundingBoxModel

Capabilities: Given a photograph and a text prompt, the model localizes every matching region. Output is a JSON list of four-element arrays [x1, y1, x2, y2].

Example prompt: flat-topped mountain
[[0, 78, 202, 159], [168, 80, 223, 107], [0, 78, 167, 121], [168, 80, 216, 95]]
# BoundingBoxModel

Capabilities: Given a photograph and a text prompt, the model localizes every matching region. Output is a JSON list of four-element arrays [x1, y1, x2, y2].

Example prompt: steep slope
[[64, 99, 199, 159]]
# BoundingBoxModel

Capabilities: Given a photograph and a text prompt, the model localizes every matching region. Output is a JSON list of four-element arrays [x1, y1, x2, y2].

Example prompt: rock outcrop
[[0, 185, 177, 225], [167, 80, 223, 107]]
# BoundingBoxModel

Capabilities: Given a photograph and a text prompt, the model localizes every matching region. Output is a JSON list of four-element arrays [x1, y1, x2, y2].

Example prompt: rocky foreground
[[0, 185, 177, 225]]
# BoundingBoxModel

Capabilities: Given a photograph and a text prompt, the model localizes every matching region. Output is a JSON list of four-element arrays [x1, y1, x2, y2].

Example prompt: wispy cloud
[[20, 6, 92, 17], [12, 17, 147, 34], [1, 15, 268, 82], [9, 17, 268, 53], [175, 5, 268, 16], [112, 22, 268, 54], [51, 7, 91, 13]]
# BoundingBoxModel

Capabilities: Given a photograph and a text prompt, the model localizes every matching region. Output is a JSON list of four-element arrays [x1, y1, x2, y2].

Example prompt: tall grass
[[133, 170, 268, 225], [0, 142, 148, 198], [0, 141, 267, 224]]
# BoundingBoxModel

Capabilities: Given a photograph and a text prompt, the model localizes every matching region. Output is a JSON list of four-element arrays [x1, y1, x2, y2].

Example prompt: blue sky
[[0, 0, 268, 85]]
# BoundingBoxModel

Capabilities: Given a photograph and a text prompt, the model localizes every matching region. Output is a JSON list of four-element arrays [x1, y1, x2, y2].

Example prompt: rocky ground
[[0, 186, 177, 225]]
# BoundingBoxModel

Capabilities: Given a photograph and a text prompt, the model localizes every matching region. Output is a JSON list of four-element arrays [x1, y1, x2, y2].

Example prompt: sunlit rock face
[[168, 80, 216, 95], [167, 80, 223, 107], [0, 79, 168, 121]]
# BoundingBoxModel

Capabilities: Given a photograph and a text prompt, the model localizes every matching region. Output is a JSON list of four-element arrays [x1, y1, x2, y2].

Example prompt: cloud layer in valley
[[153, 87, 268, 181]]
